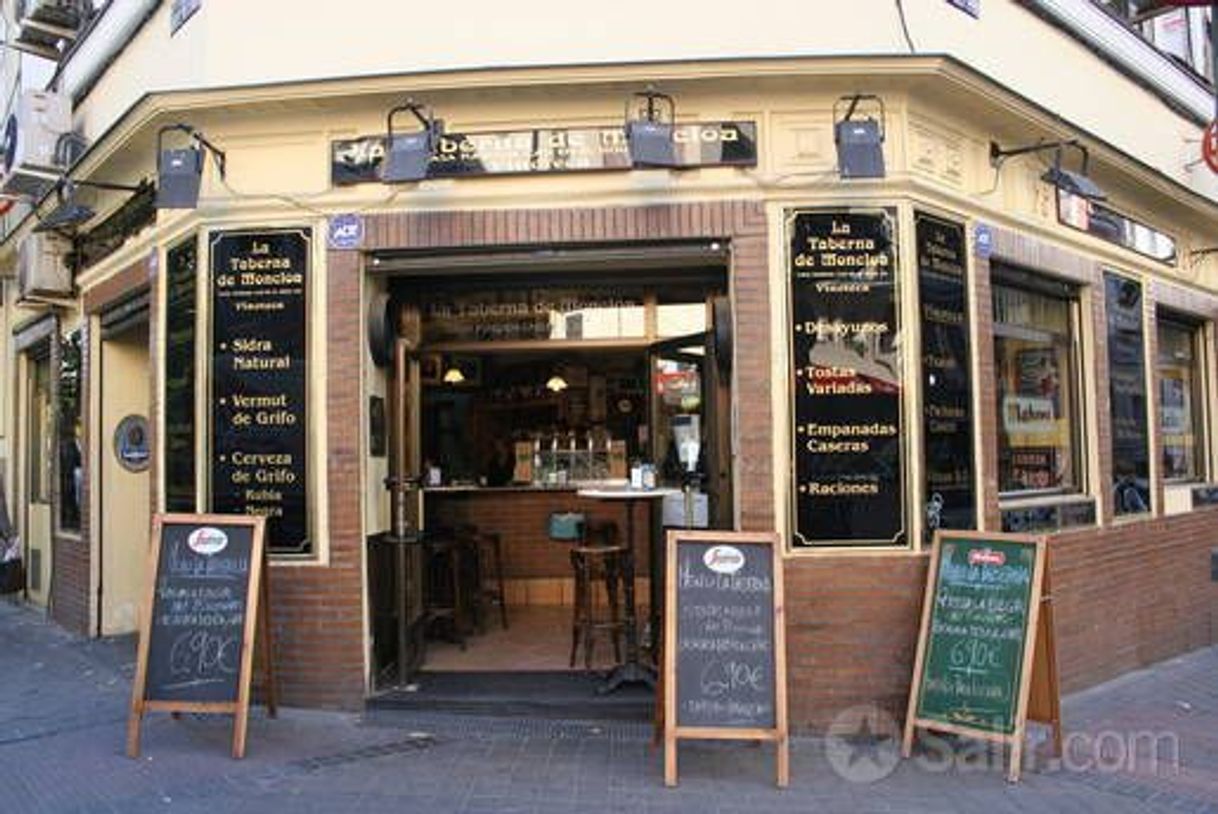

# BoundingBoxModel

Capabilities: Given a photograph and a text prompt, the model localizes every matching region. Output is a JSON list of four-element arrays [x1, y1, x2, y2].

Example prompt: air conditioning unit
[[17, 232, 72, 300], [0, 90, 71, 200], [13, 1, 92, 60]]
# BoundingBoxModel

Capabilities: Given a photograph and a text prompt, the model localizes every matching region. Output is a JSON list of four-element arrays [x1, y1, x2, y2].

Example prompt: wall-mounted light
[[625, 86, 677, 168], [833, 94, 886, 179], [990, 139, 1106, 202], [156, 124, 226, 209], [34, 176, 144, 235], [382, 99, 441, 183]]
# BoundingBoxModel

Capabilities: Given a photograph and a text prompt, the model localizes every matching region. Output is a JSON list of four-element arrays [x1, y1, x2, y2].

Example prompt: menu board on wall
[[211, 229, 311, 555], [1104, 272, 1150, 516], [788, 210, 904, 547], [916, 212, 975, 539]]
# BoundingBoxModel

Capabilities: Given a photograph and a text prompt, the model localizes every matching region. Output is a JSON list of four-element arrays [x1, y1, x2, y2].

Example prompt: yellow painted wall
[[69, 1, 1216, 204]]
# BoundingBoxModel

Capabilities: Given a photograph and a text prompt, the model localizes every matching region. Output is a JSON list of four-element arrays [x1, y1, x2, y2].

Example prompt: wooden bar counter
[[423, 486, 651, 609]]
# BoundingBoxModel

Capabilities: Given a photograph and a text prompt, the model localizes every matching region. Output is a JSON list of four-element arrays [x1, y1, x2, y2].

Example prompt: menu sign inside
[[916, 212, 975, 539], [211, 229, 310, 555], [1104, 272, 1150, 516], [332, 121, 757, 185], [788, 210, 904, 547]]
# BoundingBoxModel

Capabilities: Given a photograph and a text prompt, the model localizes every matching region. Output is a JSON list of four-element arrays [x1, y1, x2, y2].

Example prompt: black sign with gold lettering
[[331, 122, 757, 185], [916, 212, 975, 539], [211, 229, 310, 555], [788, 210, 904, 547]]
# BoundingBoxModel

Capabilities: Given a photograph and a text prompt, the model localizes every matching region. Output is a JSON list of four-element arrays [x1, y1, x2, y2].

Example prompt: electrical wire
[[895, 0, 917, 54]]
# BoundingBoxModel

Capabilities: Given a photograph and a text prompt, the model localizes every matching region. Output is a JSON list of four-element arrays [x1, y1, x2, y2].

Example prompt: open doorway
[[369, 256, 731, 713]]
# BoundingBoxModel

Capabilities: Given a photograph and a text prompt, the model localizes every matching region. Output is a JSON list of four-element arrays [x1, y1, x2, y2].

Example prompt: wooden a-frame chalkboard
[[663, 530, 789, 788], [127, 514, 277, 759], [901, 530, 1061, 782]]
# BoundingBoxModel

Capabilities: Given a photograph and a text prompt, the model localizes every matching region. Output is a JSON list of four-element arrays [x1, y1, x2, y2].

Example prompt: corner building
[[2, 0, 1217, 729]]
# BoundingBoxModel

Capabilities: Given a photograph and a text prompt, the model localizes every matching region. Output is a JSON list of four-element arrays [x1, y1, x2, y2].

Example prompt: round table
[[577, 486, 680, 693]]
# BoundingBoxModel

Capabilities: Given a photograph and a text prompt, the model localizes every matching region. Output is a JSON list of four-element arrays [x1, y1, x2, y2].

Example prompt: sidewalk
[[1, 598, 1215, 813]]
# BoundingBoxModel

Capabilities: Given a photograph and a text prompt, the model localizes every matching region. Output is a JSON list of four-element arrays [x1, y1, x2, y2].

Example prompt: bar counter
[[423, 485, 651, 608]]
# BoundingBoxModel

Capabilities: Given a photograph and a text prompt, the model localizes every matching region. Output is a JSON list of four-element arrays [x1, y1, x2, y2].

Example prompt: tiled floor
[[426, 605, 625, 671]]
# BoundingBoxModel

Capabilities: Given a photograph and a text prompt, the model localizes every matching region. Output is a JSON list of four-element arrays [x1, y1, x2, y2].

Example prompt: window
[[1104, 273, 1150, 516], [1094, 1, 1214, 82], [58, 331, 83, 532], [164, 240, 197, 512], [28, 353, 52, 505], [993, 272, 1083, 496], [1157, 315, 1206, 482]]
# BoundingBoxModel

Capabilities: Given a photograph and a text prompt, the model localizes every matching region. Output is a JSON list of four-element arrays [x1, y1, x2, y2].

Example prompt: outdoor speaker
[[627, 120, 677, 168], [382, 130, 435, 183], [835, 119, 885, 179], [156, 147, 203, 209]]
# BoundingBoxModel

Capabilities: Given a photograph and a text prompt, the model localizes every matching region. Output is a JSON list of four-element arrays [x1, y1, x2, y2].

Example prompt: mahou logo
[[703, 545, 745, 575], [187, 527, 229, 557], [968, 547, 1006, 567]]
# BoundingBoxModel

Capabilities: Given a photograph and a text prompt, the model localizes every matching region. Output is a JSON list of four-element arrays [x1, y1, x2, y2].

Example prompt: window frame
[[992, 268, 1089, 502], [55, 329, 84, 535], [1155, 310, 1210, 485]]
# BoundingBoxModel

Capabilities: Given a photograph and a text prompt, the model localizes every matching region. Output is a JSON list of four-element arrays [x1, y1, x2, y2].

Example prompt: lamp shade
[[1042, 166, 1106, 202], [545, 374, 568, 392], [626, 120, 676, 168], [443, 366, 466, 384], [156, 146, 203, 209], [834, 119, 885, 179], [382, 130, 435, 183]]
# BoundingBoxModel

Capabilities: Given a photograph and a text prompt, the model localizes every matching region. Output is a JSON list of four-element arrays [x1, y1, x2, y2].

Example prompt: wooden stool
[[423, 529, 470, 649], [569, 544, 627, 671], [469, 528, 508, 632]]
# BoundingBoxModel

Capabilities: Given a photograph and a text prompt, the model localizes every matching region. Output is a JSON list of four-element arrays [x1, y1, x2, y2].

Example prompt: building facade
[[1, 0, 1217, 730]]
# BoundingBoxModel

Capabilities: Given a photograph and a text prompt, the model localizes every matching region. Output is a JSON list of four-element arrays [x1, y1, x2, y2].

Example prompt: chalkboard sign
[[128, 514, 275, 759], [664, 531, 788, 787], [902, 531, 1059, 782], [787, 209, 905, 547], [211, 229, 311, 555]]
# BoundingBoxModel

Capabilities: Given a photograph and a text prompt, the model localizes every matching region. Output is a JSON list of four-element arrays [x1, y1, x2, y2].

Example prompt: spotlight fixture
[[989, 139, 1106, 202], [156, 124, 227, 209], [625, 86, 677, 168], [33, 175, 143, 234], [833, 94, 886, 179], [34, 182, 93, 233], [382, 99, 441, 183]]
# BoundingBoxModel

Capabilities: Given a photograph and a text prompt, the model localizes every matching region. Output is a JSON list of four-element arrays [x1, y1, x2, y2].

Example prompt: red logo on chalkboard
[[187, 527, 229, 557], [968, 548, 1006, 567]]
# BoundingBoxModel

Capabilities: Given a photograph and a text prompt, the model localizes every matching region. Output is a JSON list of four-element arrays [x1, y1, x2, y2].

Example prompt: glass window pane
[[29, 356, 52, 504], [1158, 317, 1204, 482], [993, 281, 1081, 495], [164, 240, 197, 512]]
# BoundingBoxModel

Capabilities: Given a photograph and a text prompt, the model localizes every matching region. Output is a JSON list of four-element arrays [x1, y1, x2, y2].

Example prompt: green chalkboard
[[914, 534, 1042, 735]]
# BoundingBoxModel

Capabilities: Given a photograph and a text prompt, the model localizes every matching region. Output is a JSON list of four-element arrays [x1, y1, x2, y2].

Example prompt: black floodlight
[[156, 124, 227, 209], [382, 99, 440, 183], [34, 194, 94, 232], [625, 87, 677, 168], [989, 139, 1107, 203], [833, 94, 886, 179]]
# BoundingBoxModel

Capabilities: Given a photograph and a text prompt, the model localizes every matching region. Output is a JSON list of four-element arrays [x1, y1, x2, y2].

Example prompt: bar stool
[[568, 520, 625, 671], [423, 527, 470, 649], [468, 528, 509, 632]]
